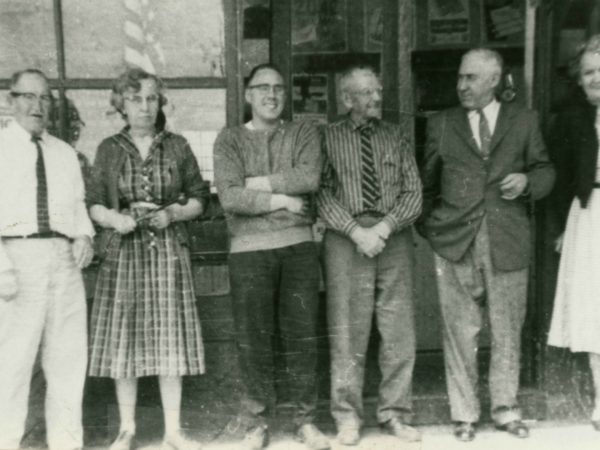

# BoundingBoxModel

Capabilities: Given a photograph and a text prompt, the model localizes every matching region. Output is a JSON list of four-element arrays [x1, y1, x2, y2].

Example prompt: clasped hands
[[350, 221, 392, 258], [110, 204, 171, 235]]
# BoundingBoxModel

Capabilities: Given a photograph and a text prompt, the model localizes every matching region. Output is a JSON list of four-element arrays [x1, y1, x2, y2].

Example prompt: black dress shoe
[[592, 420, 600, 431], [495, 420, 529, 438], [453, 422, 475, 442]]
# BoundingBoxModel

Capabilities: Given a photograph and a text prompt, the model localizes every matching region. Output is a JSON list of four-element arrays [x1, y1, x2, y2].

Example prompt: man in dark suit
[[419, 48, 555, 442]]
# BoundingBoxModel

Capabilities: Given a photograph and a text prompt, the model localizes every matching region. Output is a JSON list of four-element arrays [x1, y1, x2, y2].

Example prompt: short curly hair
[[569, 34, 600, 80], [110, 68, 168, 119]]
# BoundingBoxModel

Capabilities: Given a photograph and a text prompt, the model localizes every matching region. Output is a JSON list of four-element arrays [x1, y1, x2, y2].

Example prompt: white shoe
[[162, 430, 202, 450]]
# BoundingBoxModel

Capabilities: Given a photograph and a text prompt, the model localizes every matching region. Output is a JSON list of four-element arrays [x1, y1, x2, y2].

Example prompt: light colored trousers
[[324, 227, 416, 428], [433, 219, 527, 425], [0, 239, 87, 450]]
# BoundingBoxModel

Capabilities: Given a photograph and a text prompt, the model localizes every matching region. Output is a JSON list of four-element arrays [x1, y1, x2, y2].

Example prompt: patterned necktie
[[478, 109, 492, 158], [32, 135, 51, 233], [358, 124, 380, 210]]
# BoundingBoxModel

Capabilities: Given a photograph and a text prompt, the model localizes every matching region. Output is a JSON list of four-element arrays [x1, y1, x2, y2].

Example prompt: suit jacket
[[419, 102, 555, 271], [548, 100, 598, 231]]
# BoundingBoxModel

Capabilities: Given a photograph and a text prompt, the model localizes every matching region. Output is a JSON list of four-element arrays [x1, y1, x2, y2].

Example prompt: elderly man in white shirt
[[0, 69, 94, 450]]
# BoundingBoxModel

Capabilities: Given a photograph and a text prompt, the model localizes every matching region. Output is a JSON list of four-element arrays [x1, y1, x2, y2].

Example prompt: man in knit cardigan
[[213, 63, 329, 450]]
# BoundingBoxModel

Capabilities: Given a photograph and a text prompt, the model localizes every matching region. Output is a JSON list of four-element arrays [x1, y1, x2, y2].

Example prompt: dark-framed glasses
[[247, 84, 285, 95], [124, 94, 160, 105], [10, 91, 53, 104]]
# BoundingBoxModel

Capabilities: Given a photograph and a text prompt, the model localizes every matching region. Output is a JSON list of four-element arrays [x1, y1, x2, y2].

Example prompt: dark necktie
[[478, 109, 492, 158], [32, 135, 51, 233], [358, 124, 380, 210]]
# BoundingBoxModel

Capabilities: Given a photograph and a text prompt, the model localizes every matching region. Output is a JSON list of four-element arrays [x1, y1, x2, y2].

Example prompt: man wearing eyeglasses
[[317, 66, 422, 445], [0, 69, 94, 450], [214, 63, 329, 450]]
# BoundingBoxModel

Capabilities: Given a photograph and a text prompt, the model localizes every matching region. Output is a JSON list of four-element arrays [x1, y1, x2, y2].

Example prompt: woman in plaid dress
[[87, 69, 207, 450]]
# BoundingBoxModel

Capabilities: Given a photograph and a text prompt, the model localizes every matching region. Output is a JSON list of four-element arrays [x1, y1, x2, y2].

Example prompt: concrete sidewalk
[[80, 421, 600, 450]]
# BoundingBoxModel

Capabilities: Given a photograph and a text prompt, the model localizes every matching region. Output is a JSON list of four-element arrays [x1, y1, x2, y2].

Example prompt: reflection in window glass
[[66, 89, 225, 186], [65, 90, 124, 162], [0, 0, 57, 78], [165, 89, 226, 185], [62, 0, 225, 78]]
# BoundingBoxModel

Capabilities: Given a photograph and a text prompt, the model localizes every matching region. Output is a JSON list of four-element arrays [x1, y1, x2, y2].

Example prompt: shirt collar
[[8, 120, 49, 143], [468, 98, 500, 119], [346, 115, 380, 132]]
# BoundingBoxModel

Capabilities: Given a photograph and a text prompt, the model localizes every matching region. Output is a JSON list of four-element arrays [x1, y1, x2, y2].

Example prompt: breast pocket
[[381, 154, 401, 188]]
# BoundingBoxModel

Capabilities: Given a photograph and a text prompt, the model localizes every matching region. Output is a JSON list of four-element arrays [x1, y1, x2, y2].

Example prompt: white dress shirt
[[0, 241, 10, 272], [467, 99, 500, 148], [0, 121, 94, 243]]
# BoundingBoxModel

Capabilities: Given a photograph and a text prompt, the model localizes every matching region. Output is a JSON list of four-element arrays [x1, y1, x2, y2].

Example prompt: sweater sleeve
[[266, 122, 322, 194], [213, 128, 274, 215]]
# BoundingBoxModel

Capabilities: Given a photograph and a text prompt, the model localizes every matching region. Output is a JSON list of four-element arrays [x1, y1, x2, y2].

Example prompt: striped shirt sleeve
[[381, 133, 423, 232], [317, 143, 360, 236]]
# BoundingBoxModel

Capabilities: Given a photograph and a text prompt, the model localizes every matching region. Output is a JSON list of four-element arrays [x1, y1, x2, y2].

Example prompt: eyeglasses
[[10, 92, 53, 104], [352, 88, 383, 97], [124, 94, 160, 105], [247, 84, 285, 95]]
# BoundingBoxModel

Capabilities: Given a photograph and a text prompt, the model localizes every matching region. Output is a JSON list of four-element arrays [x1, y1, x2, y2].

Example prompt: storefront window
[[0, 0, 58, 78], [62, 0, 225, 78], [66, 89, 225, 186]]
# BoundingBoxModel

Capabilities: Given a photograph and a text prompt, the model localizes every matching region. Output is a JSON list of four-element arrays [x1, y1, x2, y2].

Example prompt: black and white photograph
[[0, 1, 600, 450]]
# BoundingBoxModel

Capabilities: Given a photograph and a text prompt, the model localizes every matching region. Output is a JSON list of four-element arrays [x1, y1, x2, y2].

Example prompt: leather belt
[[1, 231, 72, 241], [594, 182, 600, 188], [353, 211, 385, 218]]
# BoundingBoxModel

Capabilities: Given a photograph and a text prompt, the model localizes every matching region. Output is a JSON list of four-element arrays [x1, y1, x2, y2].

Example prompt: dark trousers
[[229, 241, 321, 428]]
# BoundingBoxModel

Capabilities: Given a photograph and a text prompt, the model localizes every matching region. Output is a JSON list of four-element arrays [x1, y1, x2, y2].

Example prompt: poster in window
[[427, 0, 470, 46], [292, 74, 328, 125], [482, 0, 524, 45], [365, 0, 383, 51], [292, 0, 347, 53]]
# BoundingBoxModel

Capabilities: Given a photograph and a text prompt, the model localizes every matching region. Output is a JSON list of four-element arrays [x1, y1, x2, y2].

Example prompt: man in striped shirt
[[317, 66, 422, 445]]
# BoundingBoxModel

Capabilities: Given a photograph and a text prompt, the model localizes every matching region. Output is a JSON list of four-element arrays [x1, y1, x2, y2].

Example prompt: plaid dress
[[88, 129, 206, 378]]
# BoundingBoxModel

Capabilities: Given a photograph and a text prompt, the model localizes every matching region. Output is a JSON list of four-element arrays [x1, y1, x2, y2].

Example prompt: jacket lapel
[[449, 108, 481, 156], [489, 103, 517, 154]]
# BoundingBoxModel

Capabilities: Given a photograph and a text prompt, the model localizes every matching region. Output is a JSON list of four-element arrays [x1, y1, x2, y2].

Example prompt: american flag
[[123, 0, 165, 74]]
